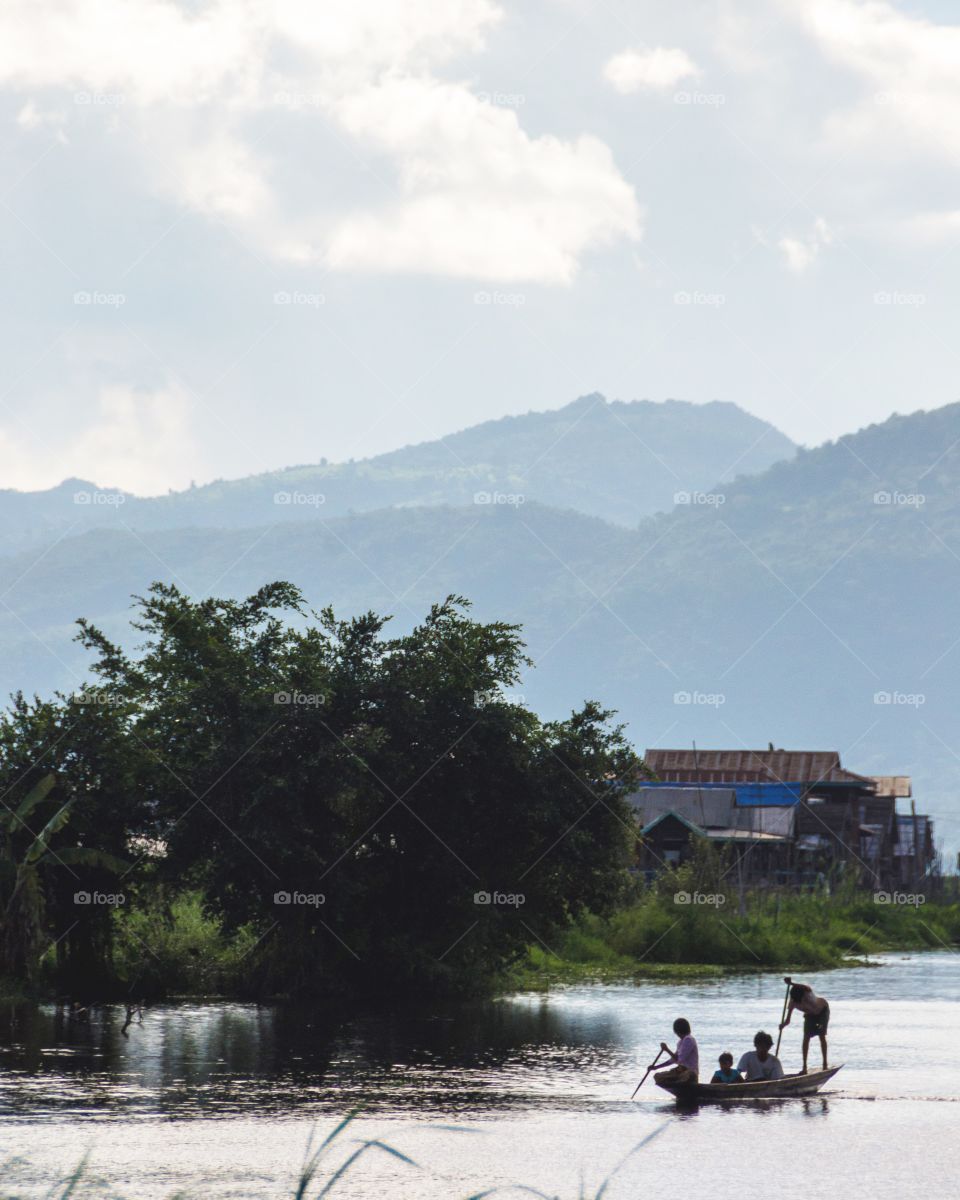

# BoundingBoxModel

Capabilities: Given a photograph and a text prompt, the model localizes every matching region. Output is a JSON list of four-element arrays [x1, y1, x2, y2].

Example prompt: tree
[[6, 583, 639, 998]]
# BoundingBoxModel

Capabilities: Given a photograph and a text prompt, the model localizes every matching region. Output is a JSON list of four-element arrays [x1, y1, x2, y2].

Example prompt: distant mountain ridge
[[0, 394, 795, 554], [2, 399, 959, 851]]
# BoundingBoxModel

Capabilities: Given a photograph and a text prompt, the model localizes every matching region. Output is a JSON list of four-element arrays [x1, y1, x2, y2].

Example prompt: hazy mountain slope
[[0, 395, 794, 555], [2, 402, 958, 849]]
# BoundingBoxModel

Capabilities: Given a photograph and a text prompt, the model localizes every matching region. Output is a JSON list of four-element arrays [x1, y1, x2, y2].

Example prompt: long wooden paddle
[[774, 980, 791, 1057], [631, 1048, 668, 1098]]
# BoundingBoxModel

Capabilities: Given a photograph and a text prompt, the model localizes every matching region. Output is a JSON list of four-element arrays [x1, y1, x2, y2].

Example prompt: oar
[[774, 979, 791, 1057], [631, 1048, 668, 1099]]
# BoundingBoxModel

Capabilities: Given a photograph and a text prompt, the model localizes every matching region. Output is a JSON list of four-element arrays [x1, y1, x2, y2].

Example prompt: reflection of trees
[[0, 994, 628, 1117]]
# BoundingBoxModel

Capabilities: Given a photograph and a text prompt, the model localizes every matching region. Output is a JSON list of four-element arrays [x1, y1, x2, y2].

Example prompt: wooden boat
[[656, 1064, 843, 1102]]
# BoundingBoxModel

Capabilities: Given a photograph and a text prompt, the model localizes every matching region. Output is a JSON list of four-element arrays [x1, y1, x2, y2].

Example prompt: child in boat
[[652, 1017, 699, 1085], [779, 976, 830, 1074], [737, 1031, 784, 1081], [710, 1052, 741, 1084]]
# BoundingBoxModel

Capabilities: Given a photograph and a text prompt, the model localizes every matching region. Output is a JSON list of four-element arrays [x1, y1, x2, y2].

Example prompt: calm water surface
[[2, 952, 958, 1198]]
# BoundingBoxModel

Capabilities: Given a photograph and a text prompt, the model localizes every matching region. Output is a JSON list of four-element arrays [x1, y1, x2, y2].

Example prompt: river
[[1, 951, 958, 1198]]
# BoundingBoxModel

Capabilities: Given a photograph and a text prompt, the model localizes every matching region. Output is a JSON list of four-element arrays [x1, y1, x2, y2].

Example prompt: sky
[[1, 0, 959, 494]]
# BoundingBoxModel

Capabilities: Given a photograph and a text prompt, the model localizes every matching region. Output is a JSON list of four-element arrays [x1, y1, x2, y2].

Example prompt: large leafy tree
[[5, 583, 638, 997]]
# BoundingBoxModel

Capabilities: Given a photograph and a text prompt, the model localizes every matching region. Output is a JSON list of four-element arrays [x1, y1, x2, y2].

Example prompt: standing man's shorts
[[804, 1002, 830, 1037]]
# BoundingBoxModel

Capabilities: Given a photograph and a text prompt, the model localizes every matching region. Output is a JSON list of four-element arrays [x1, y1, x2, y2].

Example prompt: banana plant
[[0, 773, 127, 981]]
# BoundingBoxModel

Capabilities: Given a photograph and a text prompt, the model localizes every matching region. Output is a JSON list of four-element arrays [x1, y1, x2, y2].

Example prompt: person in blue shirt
[[710, 1051, 741, 1084]]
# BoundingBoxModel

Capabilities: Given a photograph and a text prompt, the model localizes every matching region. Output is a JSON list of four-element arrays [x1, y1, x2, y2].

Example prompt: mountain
[[0, 395, 794, 555], [2, 399, 959, 852]]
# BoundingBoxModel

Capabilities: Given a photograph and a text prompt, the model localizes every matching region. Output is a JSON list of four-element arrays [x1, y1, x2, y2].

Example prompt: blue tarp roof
[[638, 780, 805, 806]]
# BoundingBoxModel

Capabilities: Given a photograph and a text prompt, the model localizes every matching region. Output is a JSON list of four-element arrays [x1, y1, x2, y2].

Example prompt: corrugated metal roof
[[644, 748, 874, 787], [732, 805, 796, 838], [870, 775, 912, 798]]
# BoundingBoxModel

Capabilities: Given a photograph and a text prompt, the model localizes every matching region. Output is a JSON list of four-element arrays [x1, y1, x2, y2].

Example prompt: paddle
[[630, 1047, 668, 1099], [774, 978, 791, 1057]]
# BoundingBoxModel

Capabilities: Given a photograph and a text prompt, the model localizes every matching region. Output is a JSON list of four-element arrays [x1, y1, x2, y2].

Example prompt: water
[[2, 952, 958, 1198]]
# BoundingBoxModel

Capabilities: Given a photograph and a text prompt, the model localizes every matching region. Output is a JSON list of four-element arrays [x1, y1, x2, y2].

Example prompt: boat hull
[[656, 1064, 843, 1102]]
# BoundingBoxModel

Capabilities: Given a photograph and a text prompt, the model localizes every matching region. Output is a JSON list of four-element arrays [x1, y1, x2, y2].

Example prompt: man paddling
[[779, 976, 830, 1074], [651, 1017, 699, 1086]]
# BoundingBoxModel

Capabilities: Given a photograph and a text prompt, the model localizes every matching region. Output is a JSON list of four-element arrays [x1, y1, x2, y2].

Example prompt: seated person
[[710, 1051, 741, 1083], [652, 1017, 699, 1085], [737, 1031, 785, 1081]]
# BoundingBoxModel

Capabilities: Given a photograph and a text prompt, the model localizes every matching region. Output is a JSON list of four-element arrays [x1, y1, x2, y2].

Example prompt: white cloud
[[778, 217, 833, 274], [0, 0, 641, 284], [603, 46, 699, 94], [0, 384, 200, 494], [326, 77, 641, 282], [782, 0, 960, 165]]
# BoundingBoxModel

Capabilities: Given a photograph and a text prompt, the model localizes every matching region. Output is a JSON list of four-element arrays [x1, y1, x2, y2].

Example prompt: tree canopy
[[0, 584, 639, 998]]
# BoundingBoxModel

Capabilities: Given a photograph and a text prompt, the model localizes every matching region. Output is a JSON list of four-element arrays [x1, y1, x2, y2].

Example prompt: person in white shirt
[[737, 1030, 785, 1081]]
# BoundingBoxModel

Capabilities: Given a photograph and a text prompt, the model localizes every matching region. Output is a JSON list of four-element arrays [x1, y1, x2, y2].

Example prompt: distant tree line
[[0, 584, 637, 1000]]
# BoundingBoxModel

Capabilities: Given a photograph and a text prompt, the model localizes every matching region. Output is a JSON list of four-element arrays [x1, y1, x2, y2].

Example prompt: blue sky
[[1, 0, 958, 493]]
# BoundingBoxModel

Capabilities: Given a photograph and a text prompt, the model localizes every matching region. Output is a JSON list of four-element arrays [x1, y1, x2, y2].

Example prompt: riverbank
[[507, 890, 960, 989]]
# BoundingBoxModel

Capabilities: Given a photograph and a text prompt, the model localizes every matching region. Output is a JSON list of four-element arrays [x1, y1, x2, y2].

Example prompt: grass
[[507, 860, 960, 989]]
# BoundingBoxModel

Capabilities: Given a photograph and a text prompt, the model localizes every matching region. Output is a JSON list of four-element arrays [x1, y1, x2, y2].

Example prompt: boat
[[656, 1064, 843, 1102]]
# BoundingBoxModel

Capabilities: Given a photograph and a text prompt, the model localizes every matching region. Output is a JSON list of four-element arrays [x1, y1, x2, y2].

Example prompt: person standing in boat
[[652, 1017, 699, 1086], [737, 1031, 784, 1081], [779, 976, 830, 1074]]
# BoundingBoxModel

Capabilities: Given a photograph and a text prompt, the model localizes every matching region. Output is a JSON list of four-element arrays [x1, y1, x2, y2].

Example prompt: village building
[[627, 748, 938, 890]]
